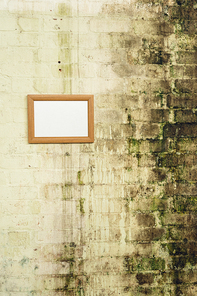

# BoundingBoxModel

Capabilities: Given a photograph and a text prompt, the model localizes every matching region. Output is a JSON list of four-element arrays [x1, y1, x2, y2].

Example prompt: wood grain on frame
[[28, 94, 94, 143]]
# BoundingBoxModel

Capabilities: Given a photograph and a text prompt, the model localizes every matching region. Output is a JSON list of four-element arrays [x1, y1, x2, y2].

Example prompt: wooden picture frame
[[28, 94, 94, 143]]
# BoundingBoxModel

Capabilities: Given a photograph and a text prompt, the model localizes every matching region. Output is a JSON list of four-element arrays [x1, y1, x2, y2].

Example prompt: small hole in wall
[[125, 108, 128, 111], [58, 61, 61, 63], [59, 69, 62, 72]]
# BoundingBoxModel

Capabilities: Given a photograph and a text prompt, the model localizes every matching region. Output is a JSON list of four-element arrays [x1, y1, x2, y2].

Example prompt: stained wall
[[1, 0, 197, 295]]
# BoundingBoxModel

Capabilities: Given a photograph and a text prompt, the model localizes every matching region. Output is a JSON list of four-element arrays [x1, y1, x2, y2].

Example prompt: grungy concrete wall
[[1, 0, 197, 295]]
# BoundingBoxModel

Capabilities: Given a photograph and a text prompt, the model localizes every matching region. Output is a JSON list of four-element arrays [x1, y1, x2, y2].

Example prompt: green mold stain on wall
[[102, 0, 197, 294], [58, 3, 71, 16]]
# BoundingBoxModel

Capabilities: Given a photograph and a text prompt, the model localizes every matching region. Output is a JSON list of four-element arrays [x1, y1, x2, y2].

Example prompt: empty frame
[[28, 95, 94, 143]]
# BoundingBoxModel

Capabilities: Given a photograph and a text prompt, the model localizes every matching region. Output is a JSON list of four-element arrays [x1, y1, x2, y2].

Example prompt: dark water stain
[[100, 0, 197, 294], [136, 213, 155, 227], [136, 273, 154, 285]]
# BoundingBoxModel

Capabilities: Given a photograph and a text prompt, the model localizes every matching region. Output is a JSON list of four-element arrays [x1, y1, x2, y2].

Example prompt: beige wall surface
[[1, 0, 197, 295]]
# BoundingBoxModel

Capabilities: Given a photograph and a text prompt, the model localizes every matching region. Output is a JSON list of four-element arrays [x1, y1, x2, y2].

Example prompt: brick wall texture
[[1, 0, 197, 295]]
